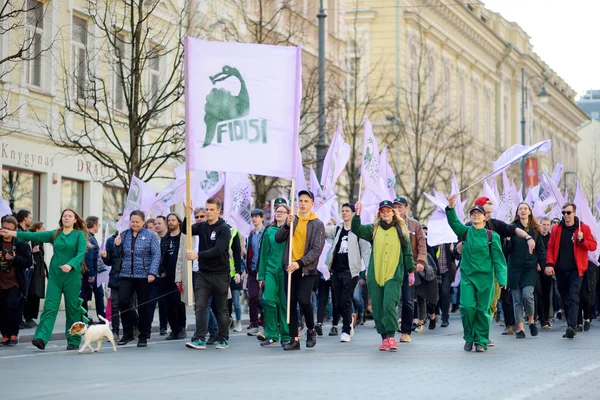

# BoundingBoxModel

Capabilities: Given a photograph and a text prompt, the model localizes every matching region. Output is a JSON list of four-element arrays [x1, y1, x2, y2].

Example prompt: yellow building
[[344, 0, 588, 214]]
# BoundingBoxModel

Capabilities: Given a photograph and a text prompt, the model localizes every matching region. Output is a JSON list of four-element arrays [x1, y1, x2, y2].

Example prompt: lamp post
[[315, 0, 327, 179], [520, 67, 549, 197], [386, 115, 401, 192]]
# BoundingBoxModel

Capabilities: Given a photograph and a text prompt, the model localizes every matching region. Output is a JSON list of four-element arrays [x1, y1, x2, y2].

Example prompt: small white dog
[[68, 315, 117, 353]]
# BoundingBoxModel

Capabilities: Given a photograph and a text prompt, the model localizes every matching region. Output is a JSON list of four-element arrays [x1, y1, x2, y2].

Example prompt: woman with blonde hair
[[351, 200, 415, 351], [1, 209, 89, 351], [505, 202, 546, 339]]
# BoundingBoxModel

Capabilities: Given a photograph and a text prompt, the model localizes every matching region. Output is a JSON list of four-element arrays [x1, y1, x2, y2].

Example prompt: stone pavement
[[4, 313, 600, 400]]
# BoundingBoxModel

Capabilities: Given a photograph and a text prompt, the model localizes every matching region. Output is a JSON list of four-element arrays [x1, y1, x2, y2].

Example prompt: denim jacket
[[116, 228, 161, 279]]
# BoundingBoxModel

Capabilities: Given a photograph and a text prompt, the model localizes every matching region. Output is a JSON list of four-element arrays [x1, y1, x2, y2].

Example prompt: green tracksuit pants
[[367, 265, 403, 337], [262, 269, 290, 342], [460, 273, 495, 349], [35, 270, 83, 346]]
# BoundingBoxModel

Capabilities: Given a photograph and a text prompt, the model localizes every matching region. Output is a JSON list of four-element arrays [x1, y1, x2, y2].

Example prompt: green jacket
[[350, 215, 415, 284], [257, 224, 286, 281], [446, 207, 507, 286]]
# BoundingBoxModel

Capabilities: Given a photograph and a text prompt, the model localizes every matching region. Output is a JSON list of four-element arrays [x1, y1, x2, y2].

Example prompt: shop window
[[2, 168, 40, 220], [102, 186, 126, 230], [61, 178, 84, 215]]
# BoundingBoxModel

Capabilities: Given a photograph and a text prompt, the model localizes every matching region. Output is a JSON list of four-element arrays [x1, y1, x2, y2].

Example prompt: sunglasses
[[379, 208, 393, 214], [562, 211, 573, 216]]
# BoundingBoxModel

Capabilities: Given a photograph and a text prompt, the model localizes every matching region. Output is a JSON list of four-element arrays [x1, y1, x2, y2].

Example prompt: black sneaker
[[315, 323, 323, 336], [177, 330, 187, 340], [429, 318, 437, 330], [464, 342, 473, 352], [441, 320, 449, 328], [529, 323, 538, 337], [515, 330, 526, 339], [306, 329, 317, 348], [118, 335, 134, 345], [260, 339, 278, 347], [159, 327, 167, 336], [283, 339, 300, 351], [206, 335, 217, 345], [576, 325, 583, 332], [66, 344, 79, 351], [32, 338, 45, 350], [584, 320, 591, 331], [137, 336, 148, 347], [165, 332, 178, 340], [281, 340, 291, 348], [328, 327, 338, 336], [564, 327, 575, 339]]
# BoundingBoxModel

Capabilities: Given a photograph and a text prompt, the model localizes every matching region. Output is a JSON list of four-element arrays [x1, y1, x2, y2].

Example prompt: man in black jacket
[[184, 197, 232, 350], [275, 190, 325, 351], [161, 213, 186, 340], [0, 216, 32, 346]]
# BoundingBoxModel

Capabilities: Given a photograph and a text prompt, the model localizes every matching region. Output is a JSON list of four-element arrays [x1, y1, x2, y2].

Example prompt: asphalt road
[[2, 314, 600, 400]]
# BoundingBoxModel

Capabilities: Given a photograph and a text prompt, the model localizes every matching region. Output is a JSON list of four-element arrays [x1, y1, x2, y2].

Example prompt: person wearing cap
[[275, 190, 325, 351], [257, 200, 292, 347], [246, 209, 266, 337], [392, 196, 427, 342], [324, 202, 371, 343], [352, 200, 415, 352], [446, 195, 507, 352]]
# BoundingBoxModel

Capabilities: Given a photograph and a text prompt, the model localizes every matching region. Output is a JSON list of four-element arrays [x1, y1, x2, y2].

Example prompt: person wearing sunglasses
[[544, 202, 597, 339]]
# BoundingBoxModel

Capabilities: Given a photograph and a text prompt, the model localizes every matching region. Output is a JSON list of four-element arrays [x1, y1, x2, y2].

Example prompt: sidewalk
[[19, 306, 251, 342]]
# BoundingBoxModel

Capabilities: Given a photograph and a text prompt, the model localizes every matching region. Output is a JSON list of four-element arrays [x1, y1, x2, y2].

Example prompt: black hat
[[273, 198, 288, 206], [393, 197, 408, 206], [379, 200, 394, 210], [341, 202, 356, 212], [298, 190, 315, 201], [469, 205, 485, 215], [250, 209, 264, 217]]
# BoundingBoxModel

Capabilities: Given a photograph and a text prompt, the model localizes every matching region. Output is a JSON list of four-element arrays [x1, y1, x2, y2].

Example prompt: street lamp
[[315, 0, 327, 179], [521, 67, 550, 197], [386, 115, 401, 192]]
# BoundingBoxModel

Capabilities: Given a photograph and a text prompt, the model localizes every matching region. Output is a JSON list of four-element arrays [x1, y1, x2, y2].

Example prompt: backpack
[[462, 229, 493, 260]]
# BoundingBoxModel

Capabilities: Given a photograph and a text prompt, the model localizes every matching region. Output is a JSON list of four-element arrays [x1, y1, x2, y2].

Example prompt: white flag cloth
[[361, 119, 387, 202], [574, 183, 600, 265], [483, 180, 499, 218], [314, 195, 337, 226], [223, 173, 254, 238], [541, 173, 565, 209], [0, 198, 11, 218], [316, 241, 332, 281], [184, 38, 301, 179], [496, 172, 517, 224], [423, 192, 458, 246], [100, 222, 111, 251], [116, 175, 157, 232], [150, 179, 186, 217], [491, 140, 552, 177], [173, 164, 225, 208], [321, 124, 351, 200], [379, 146, 397, 200], [309, 166, 323, 202], [551, 163, 564, 185], [595, 194, 600, 216], [451, 173, 467, 223]]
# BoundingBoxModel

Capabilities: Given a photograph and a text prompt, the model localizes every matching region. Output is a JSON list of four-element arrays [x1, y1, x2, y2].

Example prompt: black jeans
[[317, 279, 337, 324], [148, 277, 168, 330], [535, 271, 553, 324], [286, 271, 316, 337], [194, 271, 230, 341], [24, 293, 41, 320], [331, 271, 358, 334], [0, 287, 21, 337], [556, 269, 583, 329], [110, 287, 121, 334], [439, 272, 452, 323], [578, 266, 597, 325], [164, 279, 186, 332], [119, 278, 152, 339], [501, 287, 515, 326], [400, 271, 415, 335]]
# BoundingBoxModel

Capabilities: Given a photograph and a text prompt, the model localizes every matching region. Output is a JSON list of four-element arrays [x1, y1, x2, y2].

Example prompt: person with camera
[[0, 216, 32, 346]]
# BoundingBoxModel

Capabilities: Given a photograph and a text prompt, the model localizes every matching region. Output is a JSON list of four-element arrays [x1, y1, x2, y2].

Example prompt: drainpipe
[[495, 43, 513, 151]]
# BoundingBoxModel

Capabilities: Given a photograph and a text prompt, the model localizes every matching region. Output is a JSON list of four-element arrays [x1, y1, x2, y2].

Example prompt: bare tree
[[40, 0, 188, 190], [580, 134, 600, 217]]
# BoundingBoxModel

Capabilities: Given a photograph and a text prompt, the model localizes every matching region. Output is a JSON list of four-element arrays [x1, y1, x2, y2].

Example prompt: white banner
[[321, 124, 351, 200], [223, 173, 254, 238], [379, 146, 397, 200], [116, 175, 157, 232]]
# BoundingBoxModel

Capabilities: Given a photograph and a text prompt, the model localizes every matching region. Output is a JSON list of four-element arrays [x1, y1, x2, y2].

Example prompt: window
[[61, 178, 84, 215], [484, 91, 492, 142], [472, 84, 479, 136], [502, 99, 509, 149], [24, 0, 43, 87], [114, 35, 127, 110], [102, 186, 126, 230], [443, 67, 451, 119], [2, 168, 40, 220], [72, 16, 88, 100], [458, 73, 465, 127], [147, 48, 160, 107], [346, 40, 360, 101]]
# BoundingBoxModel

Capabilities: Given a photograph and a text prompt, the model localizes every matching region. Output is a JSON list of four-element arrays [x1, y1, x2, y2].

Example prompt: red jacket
[[546, 220, 598, 277]]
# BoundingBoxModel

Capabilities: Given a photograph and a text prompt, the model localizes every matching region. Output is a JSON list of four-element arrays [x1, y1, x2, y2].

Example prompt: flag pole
[[184, 170, 193, 306], [286, 178, 296, 324]]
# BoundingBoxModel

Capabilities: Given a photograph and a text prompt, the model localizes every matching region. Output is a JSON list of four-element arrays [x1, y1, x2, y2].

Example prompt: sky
[[482, 0, 598, 98]]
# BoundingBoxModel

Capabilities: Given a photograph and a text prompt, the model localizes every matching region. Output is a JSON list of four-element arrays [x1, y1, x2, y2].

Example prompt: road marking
[[504, 362, 600, 400]]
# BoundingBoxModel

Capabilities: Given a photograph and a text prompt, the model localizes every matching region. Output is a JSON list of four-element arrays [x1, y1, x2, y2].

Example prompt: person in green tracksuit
[[2, 209, 89, 351], [352, 200, 415, 352], [446, 195, 507, 353], [257, 199, 291, 347]]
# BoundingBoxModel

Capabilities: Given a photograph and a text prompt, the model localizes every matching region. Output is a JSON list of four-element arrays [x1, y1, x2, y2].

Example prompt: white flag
[[496, 172, 516, 224], [491, 140, 552, 177], [116, 175, 157, 232], [309, 166, 323, 202], [184, 38, 301, 179], [223, 173, 254, 238], [551, 163, 564, 185], [173, 164, 225, 208], [361, 119, 387, 202], [100, 222, 111, 251], [321, 124, 351, 199], [0, 198, 12, 218], [424, 192, 458, 246], [451, 173, 467, 223], [483, 179, 499, 217], [541, 173, 565, 209], [574, 182, 600, 265], [379, 146, 397, 200], [150, 179, 186, 217]]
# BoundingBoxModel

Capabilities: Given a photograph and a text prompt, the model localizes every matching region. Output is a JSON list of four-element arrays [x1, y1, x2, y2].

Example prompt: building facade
[[577, 90, 600, 121]]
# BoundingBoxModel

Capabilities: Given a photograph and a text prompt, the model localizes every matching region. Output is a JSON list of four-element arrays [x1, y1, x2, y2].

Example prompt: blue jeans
[[352, 282, 364, 314], [232, 289, 242, 321]]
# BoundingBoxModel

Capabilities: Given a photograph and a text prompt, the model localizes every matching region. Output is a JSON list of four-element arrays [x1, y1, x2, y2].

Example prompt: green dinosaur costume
[[17, 229, 88, 347], [257, 224, 290, 342], [351, 216, 415, 337], [446, 208, 507, 350]]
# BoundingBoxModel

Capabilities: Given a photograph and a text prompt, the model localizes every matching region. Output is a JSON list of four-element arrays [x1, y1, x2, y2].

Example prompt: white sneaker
[[340, 333, 351, 343], [233, 322, 242, 332]]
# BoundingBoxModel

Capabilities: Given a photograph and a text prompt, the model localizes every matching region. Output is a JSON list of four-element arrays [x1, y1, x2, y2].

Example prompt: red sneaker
[[379, 338, 391, 351], [1, 336, 8, 346], [8, 335, 18, 346], [388, 337, 398, 351]]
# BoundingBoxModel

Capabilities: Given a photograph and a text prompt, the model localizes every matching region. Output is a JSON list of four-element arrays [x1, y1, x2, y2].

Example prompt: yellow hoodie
[[292, 212, 318, 262]]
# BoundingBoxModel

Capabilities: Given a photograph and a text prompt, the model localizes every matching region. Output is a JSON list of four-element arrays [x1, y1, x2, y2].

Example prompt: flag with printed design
[[495, 172, 516, 223], [223, 173, 254, 238], [150, 179, 186, 217], [379, 146, 397, 200], [116, 175, 157, 232], [184, 38, 301, 179], [361, 119, 387, 202], [174, 164, 225, 208], [574, 182, 600, 265], [321, 124, 351, 200]]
